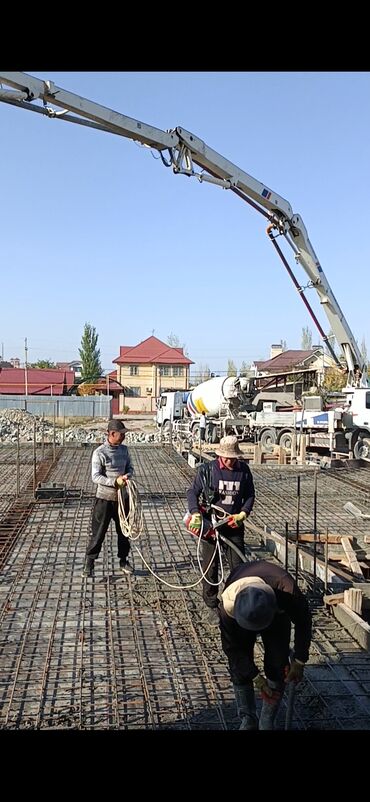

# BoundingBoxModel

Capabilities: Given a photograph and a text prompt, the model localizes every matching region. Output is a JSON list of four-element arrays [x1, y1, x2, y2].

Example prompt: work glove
[[188, 513, 202, 533], [115, 476, 127, 488], [284, 660, 304, 684], [253, 673, 281, 704], [227, 511, 247, 528]]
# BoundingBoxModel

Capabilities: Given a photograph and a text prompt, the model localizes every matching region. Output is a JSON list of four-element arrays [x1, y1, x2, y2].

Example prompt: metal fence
[[0, 394, 112, 418]]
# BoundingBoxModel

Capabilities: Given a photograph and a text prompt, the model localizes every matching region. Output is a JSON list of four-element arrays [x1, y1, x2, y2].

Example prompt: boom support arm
[[0, 71, 366, 387]]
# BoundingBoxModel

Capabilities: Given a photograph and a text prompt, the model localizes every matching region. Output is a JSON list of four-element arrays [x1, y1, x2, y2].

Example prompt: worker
[[82, 419, 134, 577], [199, 412, 207, 442], [219, 560, 312, 730], [186, 435, 255, 626]]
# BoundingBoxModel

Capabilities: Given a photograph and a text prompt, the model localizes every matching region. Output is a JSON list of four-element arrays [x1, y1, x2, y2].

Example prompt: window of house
[[159, 366, 170, 377], [172, 366, 184, 377], [129, 365, 139, 376], [125, 387, 141, 397]]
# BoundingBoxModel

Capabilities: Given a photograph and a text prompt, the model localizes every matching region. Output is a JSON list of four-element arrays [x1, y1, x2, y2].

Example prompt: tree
[[240, 360, 249, 377], [194, 363, 211, 384], [280, 339, 287, 352], [167, 332, 188, 355], [30, 359, 56, 369], [79, 322, 102, 382], [227, 359, 237, 376], [301, 326, 312, 350], [360, 336, 368, 366], [322, 367, 347, 391]]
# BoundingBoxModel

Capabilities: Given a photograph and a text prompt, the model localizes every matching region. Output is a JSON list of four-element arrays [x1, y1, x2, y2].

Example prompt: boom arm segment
[[0, 71, 366, 386]]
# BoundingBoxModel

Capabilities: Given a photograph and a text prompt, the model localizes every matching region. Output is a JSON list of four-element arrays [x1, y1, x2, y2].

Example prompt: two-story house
[[113, 336, 193, 412]]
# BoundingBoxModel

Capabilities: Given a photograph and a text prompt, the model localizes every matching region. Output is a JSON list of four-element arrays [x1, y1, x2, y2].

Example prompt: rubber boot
[[81, 556, 95, 578], [233, 684, 258, 731], [258, 679, 283, 730]]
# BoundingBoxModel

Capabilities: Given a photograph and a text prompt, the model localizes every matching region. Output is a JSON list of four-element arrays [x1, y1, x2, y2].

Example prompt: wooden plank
[[290, 533, 353, 544], [344, 588, 363, 615], [334, 604, 370, 651], [323, 593, 344, 606], [341, 537, 364, 579]]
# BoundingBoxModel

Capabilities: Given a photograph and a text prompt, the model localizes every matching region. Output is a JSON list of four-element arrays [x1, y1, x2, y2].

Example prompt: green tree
[[240, 360, 249, 377], [30, 359, 56, 369], [301, 326, 312, 350], [227, 359, 237, 376], [79, 322, 102, 382], [322, 367, 347, 391]]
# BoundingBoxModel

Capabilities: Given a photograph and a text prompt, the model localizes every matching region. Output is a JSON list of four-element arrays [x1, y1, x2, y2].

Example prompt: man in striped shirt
[[82, 419, 134, 578]]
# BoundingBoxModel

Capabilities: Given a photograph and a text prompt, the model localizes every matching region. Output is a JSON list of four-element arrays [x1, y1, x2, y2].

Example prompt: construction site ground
[[1, 440, 370, 731]]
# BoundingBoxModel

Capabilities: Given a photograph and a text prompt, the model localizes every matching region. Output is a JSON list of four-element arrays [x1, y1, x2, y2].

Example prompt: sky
[[1, 71, 370, 376]]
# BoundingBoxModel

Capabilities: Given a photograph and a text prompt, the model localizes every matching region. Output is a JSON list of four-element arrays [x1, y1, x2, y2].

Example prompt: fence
[[0, 394, 112, 418]]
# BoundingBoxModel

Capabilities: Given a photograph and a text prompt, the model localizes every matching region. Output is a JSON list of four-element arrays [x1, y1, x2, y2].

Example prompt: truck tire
[[162, 421, 170, 434], [259, 428, 277, 451], [191, 423, 200, 441], [278, 430, 294, 450], [353, 436, 370, 460]]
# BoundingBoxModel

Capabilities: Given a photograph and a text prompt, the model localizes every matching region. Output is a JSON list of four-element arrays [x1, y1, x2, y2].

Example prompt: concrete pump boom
[[0, 71, 366, 387]]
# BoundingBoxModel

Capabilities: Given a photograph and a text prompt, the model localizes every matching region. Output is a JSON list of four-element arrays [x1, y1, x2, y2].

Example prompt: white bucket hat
[[214, 435, 245, 459]]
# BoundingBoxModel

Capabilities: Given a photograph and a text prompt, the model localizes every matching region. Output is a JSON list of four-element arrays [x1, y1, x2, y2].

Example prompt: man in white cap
[[82, 419, 134, 578], [187, 435, 255, 626], [220, 559, 312, 730]]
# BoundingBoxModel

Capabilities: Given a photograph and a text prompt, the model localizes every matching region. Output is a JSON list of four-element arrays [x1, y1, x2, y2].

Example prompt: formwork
[[1, 443, 370, 729]]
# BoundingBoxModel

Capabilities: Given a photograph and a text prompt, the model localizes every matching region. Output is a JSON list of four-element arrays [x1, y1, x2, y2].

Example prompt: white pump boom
[[0, 71, 366, 387]]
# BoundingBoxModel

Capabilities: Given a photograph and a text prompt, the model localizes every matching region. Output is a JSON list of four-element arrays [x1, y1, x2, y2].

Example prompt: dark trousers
[[200, 428, 206, 442], [85, 498, 130, 562], [202, 524, 245, 608], [222, 612, 291, 687]]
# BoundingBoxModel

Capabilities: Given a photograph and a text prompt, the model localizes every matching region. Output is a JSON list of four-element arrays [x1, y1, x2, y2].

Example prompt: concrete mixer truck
[[156, 375, 292, 445]]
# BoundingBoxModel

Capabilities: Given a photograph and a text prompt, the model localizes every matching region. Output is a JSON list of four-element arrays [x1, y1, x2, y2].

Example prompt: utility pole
[[24, 337, 28, 396]]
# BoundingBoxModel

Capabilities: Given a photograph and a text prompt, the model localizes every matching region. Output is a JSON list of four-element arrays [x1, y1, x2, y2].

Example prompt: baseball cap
[[107, 419, 127, 432]]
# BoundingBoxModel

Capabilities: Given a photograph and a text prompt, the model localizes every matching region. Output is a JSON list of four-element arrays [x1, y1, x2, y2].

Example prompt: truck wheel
[[354, 437, 370, 460], [192, 424, 200, 441], [162, 421, 170, 434], [259, 428, 277, 451], [278, 431, 293, 450]]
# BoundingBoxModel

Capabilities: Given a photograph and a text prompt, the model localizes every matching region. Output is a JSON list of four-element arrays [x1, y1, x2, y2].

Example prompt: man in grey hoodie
[[82, 419, 134, 577]]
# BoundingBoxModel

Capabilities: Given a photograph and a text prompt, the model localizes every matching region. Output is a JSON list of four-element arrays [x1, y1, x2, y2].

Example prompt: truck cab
[[156, 390, 190, 430]]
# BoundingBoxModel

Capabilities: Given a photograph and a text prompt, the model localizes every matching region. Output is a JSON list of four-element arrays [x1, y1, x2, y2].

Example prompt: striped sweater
[[91, 439, 134, 501]]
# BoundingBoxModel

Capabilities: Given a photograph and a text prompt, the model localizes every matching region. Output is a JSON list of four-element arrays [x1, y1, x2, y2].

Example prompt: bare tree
[[360, 336, 368, 366], [167, 332, 188, 355], [227, 359, 237, 376], [193, 363, 211, 384], [301, 326, 312, 350], [240, 360, 249, 376]]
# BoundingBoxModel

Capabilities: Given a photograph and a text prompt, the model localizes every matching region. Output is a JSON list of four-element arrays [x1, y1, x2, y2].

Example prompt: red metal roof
[[113, 336, 193, 366], [0, 368, 71, 395]]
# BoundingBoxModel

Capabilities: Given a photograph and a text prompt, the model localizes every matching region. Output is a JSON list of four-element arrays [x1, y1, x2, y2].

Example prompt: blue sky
[[1, 71, 369, 375]]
